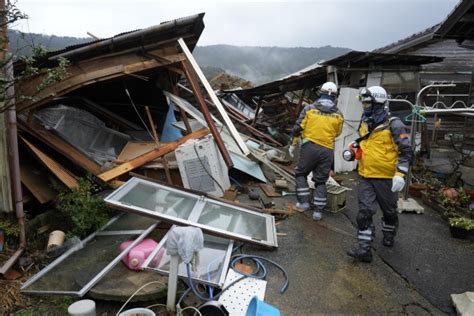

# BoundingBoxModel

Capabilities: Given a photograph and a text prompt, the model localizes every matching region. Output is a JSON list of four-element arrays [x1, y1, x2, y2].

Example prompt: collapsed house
[[1, 2, 472, 313], [2, 14, 294, 312]]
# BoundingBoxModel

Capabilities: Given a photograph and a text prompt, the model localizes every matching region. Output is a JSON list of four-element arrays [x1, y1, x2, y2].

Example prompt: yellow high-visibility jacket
[[358, 118, 412, 179], [291, 99, 343, 150]]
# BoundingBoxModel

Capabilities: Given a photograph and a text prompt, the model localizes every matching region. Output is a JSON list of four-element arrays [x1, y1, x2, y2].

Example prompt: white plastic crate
[[175, 135, 230, 197]]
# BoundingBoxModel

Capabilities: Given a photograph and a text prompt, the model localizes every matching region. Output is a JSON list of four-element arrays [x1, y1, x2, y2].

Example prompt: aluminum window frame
[[21, 215, 159, 296], [105, 177, 278, 248]]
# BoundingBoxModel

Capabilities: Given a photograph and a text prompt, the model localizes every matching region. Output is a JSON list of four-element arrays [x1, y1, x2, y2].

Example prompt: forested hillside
[[8, 30, 350, 84]]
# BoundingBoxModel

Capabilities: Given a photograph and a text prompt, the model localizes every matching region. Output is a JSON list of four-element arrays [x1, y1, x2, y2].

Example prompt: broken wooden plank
[[18, 119, 102, 175], [181, 60, 233, 168], [178, 38, 250, 156], [259, 183, 281, 197], [117, 141, 156, 162], [21, 137, 78, 189], [20, 163, 57, 204], [145, 105, 160, 145], [98, 128, 209, 182], [17, 52, 187, 113]]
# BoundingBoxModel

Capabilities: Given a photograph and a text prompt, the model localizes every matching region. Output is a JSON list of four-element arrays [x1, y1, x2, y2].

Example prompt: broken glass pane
[[119, 182, 197, 220], [197, 203, 268, 242]]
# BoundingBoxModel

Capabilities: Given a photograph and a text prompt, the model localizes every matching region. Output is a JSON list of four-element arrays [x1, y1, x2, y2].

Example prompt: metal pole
[[167, 255, 180, 313], [391, 83, 456, 200]]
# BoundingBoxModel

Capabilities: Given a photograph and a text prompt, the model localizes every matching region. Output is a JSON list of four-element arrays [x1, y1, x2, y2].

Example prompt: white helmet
[[320, 82, 338, 96], [358, 86, 388, 104]]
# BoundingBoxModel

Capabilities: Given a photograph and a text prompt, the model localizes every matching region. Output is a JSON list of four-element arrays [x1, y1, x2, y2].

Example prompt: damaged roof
[[15, 13, 205, 69], [375, 0, 474, 53], [320, 51, 444, 68], [15, 13, 206, 112], [223, 62, 327, 98], [373, 25, 440, 54], [228, 51, 443, 98], [435, 0, 474, 40]]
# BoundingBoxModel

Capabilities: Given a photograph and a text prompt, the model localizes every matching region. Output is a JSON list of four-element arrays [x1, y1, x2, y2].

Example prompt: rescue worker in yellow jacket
[[345, 86, 413, 263], [288, 82, 344, 221]]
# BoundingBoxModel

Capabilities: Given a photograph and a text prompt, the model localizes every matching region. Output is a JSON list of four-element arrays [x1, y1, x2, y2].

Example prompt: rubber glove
[[391, 175, 405, 192], [288, 145, 296, 158]]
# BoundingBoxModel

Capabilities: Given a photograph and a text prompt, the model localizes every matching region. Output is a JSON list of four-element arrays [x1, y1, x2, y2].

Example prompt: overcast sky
[[12, 0, 459, 51]]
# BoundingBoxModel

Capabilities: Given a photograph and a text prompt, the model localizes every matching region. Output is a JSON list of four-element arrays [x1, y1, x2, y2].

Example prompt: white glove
[[391, 175, 405, 192], [288, 145, 296, 158]]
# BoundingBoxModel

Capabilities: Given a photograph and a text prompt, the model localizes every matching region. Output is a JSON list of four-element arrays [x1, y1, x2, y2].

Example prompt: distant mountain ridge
[[8, 30, 351, 84]]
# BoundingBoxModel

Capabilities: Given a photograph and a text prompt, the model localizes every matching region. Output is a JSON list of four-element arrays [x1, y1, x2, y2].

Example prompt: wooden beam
[[178, 38, 249, 156], [145, 105, 173, 185], [180, 60, 233, 168], [171, 83, 193, 135], [98, 127, 209, 182], [21, 137, 79, 189], [145, 106, 160, 146], [18, 120, 102, 175], [252, 96, 263, 126], [295, 88, 307, 120]]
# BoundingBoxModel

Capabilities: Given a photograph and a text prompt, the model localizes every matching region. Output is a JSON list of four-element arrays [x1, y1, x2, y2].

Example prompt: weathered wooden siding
[[400, 39, 474, 73]]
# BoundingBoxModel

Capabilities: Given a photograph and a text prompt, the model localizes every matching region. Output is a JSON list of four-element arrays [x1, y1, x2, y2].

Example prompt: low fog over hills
[[8, 30, 350, 85]]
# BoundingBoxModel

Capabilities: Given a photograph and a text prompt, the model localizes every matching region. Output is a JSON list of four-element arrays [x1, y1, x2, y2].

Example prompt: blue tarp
[[161, 104, 183, 142]]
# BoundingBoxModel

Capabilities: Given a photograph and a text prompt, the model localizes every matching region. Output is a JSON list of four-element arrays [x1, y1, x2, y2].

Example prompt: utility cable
[[116, 280, 166, 315], [230, 254, 289, 294], [184, 253, 289, 304], [193, 142, 225, 195], [124, 86, 155, 141]]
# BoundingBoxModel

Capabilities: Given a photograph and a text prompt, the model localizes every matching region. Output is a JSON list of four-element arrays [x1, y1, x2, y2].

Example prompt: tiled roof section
[[321, 51, 443, 67], [373, 24, 439, 53], [436, 0, 474, 39]]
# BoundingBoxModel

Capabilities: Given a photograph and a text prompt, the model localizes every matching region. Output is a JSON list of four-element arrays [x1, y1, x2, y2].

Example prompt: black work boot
[[347, 245, 373, 263], [382, 235, 395, 247]]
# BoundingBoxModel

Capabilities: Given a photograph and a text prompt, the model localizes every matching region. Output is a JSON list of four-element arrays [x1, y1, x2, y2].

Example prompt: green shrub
[[58, 176, 108, 238], [0, 215, 20, 249], [449, 217, 474, 230]]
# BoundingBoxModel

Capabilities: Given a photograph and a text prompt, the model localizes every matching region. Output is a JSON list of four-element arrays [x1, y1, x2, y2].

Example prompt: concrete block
[[451, 292, 474, 316]]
